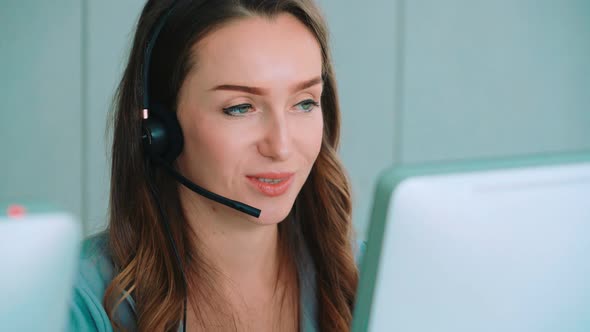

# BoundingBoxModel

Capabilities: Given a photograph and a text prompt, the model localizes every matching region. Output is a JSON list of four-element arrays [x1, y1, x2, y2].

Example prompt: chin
[[252, 204, 293, 225]]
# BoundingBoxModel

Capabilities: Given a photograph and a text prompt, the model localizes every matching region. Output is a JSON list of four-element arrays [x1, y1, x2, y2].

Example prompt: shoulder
[[67, 232, 116, 332], [77, 232, 115, 292]]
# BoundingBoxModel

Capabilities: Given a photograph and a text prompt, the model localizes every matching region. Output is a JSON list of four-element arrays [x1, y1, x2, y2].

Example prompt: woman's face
[[176, 13, 324, 225]]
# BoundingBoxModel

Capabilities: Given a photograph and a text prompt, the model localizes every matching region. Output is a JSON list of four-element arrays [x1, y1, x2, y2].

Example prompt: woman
[[69, 0, 359, 331]]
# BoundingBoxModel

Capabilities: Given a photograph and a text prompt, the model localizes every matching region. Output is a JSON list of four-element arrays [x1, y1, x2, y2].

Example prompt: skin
[[175, 13, 324, 330]]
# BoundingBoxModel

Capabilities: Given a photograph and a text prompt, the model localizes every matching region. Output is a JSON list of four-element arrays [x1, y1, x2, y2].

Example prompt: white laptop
[[353, 153, 590, 332], [0, 204, 81, 331]]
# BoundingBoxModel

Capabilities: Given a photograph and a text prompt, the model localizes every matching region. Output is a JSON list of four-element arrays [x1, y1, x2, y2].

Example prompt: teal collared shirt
[[68, 233, 363, 331]]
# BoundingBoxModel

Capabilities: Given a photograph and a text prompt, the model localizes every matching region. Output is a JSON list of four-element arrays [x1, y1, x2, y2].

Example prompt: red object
[[7, 204, 26, 218]]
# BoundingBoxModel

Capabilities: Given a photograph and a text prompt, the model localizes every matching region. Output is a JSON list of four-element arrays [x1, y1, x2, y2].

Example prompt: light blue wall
[[0, 1, 83, 217], [318, 0, 399, 239], [400, 0, 590, 163], [83, 1, 145, 233], [1, 1, 589, 238]]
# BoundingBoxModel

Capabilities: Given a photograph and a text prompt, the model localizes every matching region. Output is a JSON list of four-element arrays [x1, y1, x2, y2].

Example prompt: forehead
[[190, 13, 323, 87]]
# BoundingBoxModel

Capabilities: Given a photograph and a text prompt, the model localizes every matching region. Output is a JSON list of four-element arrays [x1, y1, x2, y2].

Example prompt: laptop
[[0, 204, 81, 331], [353, 153, 590, 332]]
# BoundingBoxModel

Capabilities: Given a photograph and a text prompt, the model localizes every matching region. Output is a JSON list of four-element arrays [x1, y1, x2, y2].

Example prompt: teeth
[[256, 178, 283, 184]]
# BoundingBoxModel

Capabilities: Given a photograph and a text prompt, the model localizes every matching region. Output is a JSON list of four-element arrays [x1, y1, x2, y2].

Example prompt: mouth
[[246, 172, 295, 197]]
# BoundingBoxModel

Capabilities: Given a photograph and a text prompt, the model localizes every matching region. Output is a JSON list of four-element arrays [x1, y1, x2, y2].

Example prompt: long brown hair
[[105, 0, 358, 330]]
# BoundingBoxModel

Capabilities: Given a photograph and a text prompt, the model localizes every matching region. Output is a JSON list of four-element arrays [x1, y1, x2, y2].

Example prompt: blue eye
[[223, 103, 252, 116], [295, 99, 320, 112]]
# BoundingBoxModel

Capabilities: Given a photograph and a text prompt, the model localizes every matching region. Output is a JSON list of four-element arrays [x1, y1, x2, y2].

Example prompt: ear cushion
[[142, 103, 184, 163]]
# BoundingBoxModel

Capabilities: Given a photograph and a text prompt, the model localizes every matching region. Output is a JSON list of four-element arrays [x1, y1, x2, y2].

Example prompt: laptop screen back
[[355, 156, 590, 332], [0, 211, 81, 331]]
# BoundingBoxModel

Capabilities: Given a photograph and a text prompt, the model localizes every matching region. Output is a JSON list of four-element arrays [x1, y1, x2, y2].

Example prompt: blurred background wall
[[1, 0, 589, 238]]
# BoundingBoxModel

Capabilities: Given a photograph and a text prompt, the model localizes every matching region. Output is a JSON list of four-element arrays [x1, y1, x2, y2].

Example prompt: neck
[[180, 189, 281, 287]]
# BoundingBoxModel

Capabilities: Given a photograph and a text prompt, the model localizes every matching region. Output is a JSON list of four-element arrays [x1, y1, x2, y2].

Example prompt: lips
[[246, 172, 294, 197]]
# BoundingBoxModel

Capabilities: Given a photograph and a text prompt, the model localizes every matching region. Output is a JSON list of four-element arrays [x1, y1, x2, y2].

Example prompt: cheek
[[297, 114, 324, 164], [181, 115, 241, 178], [193, 128, 226, 161]]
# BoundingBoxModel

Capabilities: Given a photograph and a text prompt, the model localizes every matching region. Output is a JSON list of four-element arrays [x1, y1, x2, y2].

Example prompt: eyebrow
[[209, 76, 323, 95]]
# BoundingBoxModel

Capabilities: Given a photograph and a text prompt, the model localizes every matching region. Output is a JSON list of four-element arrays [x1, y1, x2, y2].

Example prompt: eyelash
[[222, 99, 320, 117]]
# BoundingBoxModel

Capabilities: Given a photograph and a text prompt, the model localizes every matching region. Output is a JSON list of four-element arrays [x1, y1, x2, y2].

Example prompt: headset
[[139, 1, 262, 330], [141, 0, 261, 218]]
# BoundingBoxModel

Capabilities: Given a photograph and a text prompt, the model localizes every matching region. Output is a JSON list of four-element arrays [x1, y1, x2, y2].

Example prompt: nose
[[257, 112, 291, 161]]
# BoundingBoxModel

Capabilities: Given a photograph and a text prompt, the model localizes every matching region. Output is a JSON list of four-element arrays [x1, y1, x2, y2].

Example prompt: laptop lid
[[0, 206, 81, 331], [354, 153, 590, 332]]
